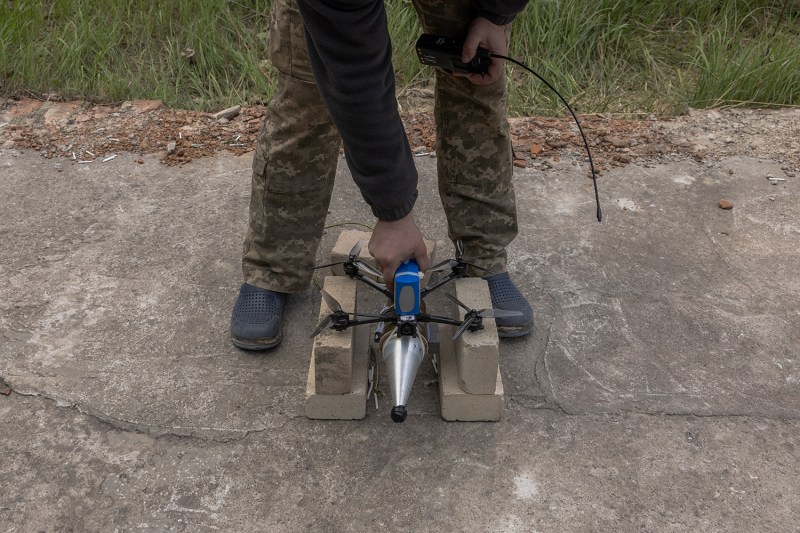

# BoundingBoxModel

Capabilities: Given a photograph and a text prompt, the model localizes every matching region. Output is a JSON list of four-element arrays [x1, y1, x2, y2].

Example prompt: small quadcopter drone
[[312, 241, 521, 423]]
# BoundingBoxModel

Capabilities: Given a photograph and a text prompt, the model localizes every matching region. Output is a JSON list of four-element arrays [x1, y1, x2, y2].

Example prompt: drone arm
[[349, 271, 393, 299], [420, 272, 457, 298], [419, 312, 484, 339], [416, 313, 464, 328], [331, 315, 394, 332]]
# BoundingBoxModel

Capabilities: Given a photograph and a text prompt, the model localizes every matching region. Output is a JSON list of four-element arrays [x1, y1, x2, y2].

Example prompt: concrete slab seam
[[3, 381, 273, 443]]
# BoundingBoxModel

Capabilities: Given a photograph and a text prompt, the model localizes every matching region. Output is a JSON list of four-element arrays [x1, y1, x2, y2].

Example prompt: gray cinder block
[[438, 324, 503, 421], [305, 326, 369, 420], [452, 278, 501, 395], [312, 276, 357, 395]]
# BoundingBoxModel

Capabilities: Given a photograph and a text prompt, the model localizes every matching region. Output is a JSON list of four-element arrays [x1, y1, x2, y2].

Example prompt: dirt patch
[[1, 97, 798, 177], [0, 98, 263, 166]]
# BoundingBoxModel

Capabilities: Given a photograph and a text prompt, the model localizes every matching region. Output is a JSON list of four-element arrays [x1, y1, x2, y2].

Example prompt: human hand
[[368, 213, 430, 292], [456, 16, 508, 85]]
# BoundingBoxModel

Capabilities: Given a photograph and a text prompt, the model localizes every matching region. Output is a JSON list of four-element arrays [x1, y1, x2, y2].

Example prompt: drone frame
[[312, 241, 521, 340]]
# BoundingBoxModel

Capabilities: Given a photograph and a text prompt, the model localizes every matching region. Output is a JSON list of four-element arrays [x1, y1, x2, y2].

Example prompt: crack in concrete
[[3, 378, 279, 443], [504, 393, 800, 421], [702, 225, 759, 296], [532, 299, 570, 416], [6, 374, 800, 427], [528, 287, 800, 421]]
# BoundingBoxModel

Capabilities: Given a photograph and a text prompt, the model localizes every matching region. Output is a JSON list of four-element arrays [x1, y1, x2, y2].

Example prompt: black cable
[[491, 53, 602, 222]]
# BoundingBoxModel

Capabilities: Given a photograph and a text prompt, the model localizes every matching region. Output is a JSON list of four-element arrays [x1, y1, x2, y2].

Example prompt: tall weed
[[1, 0, 798, 115]]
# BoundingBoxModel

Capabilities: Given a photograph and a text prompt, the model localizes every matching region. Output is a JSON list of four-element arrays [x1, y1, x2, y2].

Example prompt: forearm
[[295, 0, 418, 221]]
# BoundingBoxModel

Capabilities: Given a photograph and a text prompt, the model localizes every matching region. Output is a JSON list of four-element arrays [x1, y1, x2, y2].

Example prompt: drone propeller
[[349, 240, 364, 259], [310, 287, 390, 338], [319, 287, 342, 313], [429, 239, 494, 275], [429, 258, 458, 273], [446, 292, 522, 318], [445, 292, 522, 340], [309, 287, 342, 338], [313, 240, 383, 279], [430, 239, 462, 273], [310, 314, 336, 339]]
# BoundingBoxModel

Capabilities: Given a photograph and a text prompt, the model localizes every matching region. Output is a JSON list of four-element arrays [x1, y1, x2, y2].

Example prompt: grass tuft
[[1, 0, 798, 115]]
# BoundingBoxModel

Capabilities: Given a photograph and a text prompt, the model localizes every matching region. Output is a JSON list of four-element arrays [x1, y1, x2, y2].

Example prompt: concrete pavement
[[1, 143, 799, 531]]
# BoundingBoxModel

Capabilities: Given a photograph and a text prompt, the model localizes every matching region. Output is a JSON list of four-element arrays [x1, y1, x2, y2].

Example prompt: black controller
[[415, 34, 491, 74]]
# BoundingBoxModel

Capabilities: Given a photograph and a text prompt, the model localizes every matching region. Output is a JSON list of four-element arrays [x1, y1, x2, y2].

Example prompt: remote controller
[[415, 34, 491, 74]]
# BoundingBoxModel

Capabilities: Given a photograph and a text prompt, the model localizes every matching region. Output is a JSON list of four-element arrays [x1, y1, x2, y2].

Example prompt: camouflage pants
[[242, 0, 518, 292]]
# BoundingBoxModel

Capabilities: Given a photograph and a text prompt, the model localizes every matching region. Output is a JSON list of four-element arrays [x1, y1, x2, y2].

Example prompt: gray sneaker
[[230, 283, 286, 350], [483, 272, 534, 338]]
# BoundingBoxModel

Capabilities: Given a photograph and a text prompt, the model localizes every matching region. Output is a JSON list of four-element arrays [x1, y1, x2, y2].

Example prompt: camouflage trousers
[[242, 0, 518, 292]]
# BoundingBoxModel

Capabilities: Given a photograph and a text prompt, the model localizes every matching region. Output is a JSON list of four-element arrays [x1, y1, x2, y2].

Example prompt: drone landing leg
[[305, 276, 369, 420], [439, 278, 504, 421]]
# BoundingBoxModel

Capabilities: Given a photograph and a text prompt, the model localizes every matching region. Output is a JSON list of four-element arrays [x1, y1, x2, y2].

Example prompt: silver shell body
[[380, 329, 427, 409]]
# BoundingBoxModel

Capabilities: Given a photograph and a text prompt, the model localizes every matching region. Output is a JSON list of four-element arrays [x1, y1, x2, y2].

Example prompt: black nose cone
[[391, 405, 407, 423]]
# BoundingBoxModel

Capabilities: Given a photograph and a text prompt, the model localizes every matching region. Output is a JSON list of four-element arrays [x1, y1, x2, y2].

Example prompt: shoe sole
[[231, 332, 282, 351], [497, 320, 534, 338]]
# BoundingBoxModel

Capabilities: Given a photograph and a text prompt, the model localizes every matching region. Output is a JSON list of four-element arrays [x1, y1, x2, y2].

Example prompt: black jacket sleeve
[[476, 1, 530, 25], [295, 0, 418, 221]]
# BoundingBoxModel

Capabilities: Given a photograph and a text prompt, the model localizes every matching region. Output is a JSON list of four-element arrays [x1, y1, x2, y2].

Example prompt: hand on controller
[[456, 16, 508, 85]]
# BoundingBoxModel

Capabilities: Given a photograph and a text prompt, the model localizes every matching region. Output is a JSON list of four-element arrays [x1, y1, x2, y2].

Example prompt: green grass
[[502, 0, 800, 115], [1, 0, 799, 115], [0, 1, 274, 110]]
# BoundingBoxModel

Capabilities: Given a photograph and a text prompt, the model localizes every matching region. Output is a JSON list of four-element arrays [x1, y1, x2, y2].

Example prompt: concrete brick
[[305, 325, 369, 420], [438, 327, 503, 421], [452, 278, 500, 395], [312, 276, 357, 395]]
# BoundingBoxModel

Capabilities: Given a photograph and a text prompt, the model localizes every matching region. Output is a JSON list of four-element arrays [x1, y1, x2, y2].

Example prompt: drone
[[312, 240, 521, 423]]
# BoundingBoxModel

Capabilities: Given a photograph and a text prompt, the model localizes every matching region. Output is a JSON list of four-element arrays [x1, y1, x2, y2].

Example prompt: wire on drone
[[490, 53, 603, 223]]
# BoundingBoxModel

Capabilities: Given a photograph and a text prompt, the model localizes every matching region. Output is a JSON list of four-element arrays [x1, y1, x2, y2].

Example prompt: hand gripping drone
[[313, 241, 521, 423]]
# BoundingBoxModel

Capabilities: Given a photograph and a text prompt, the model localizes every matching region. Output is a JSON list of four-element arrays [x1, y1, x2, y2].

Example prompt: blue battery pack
[[394, 259, 423, 317]]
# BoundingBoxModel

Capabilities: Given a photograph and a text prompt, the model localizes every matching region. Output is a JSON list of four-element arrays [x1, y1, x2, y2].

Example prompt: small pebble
[[719, 199, 734, 210]]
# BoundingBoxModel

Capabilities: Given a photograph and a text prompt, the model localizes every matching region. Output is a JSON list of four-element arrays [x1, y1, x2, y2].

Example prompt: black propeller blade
[[313, 240, 383, 279], [310, 288, 343, 338], [452, 315, 477, 341], [445, 293, 522, 340], [446, 292, 472, 313], [347, 241, 383, 278], [310, 315, 335, 339], [455, 239, 464, 261], [429, 258, 458, 273], [310, 287, 390, 338], [348, 240, 362, 259], [429, 239, 494, 275], [319, 288, 342, 313]]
